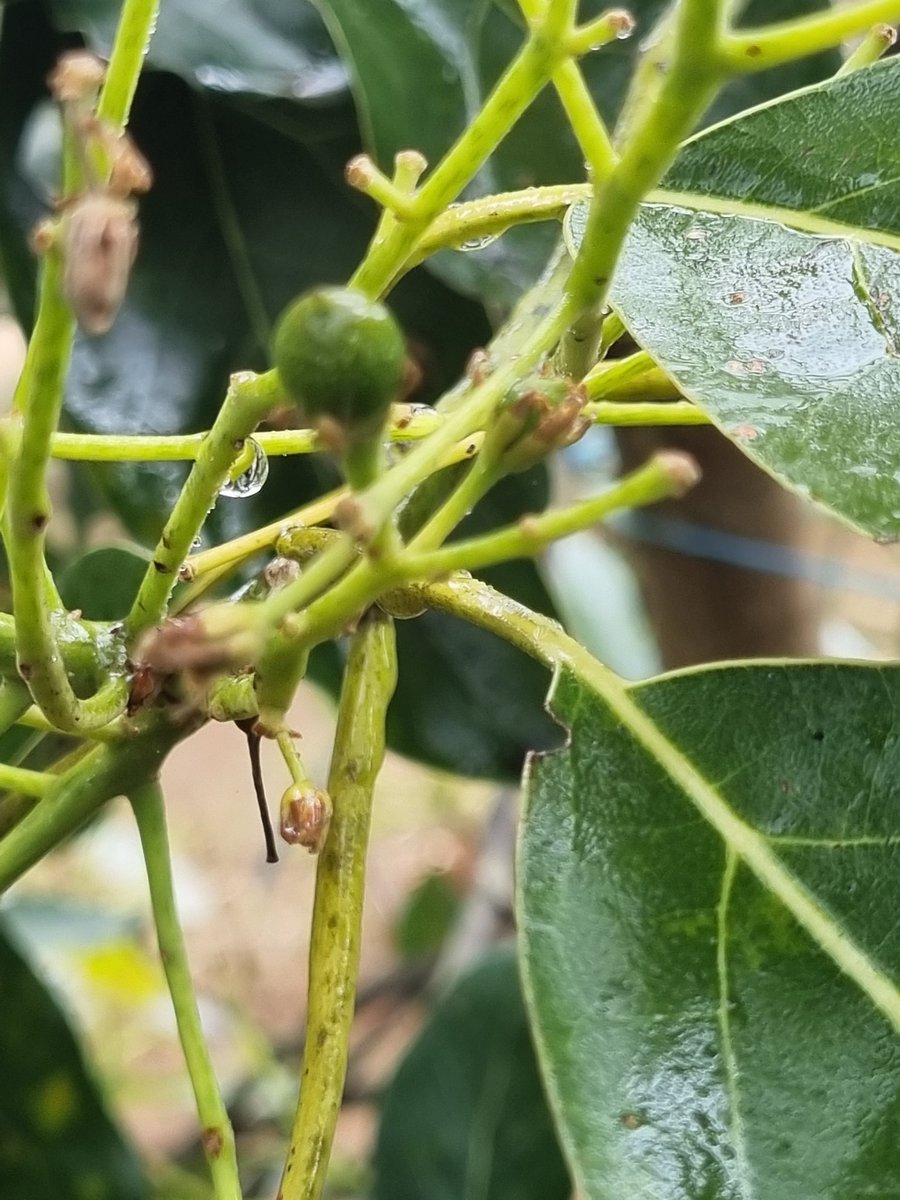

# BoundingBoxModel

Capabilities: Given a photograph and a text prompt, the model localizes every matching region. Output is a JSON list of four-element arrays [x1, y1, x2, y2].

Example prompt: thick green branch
[[0, 711, 193, 894], [278, 612, 397, 1200], [565, 0, 725, 317]]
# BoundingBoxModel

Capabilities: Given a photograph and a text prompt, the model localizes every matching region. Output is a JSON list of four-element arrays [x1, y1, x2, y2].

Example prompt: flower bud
[[280, 784, 332, 853], [61, 193, 138, 335]]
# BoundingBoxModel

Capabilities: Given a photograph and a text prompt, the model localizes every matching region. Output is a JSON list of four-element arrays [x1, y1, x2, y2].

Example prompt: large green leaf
[[569, 59, 900, 540], [316, 0, 837, 307], [520, 661, 900, 1199], [373, 946, 570, 1200], [0, 918, 150, 1199]]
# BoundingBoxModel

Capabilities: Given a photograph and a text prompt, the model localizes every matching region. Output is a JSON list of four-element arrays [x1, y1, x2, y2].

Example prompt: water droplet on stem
[[220, 437, 269, 499]]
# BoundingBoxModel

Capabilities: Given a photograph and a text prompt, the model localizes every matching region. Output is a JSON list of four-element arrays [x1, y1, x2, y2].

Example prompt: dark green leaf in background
[[57, 545, 151, 621], [374, 946, 570, 1200], [49, 0, 347, 102], [521, 662, 900, 1199], [393, 870, 459, 960], [0, 918, 150, 1200]]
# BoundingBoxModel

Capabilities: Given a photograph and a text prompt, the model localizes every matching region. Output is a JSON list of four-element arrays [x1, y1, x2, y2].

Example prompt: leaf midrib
[[644, 188, 900, 252]]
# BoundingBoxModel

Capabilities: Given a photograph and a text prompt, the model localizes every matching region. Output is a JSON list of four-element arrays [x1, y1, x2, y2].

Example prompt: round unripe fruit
[[272, 287, 406, 442]]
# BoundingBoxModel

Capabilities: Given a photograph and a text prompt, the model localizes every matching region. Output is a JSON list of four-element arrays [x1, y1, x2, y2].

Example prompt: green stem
[[836, 22, 896, 74], [0, 762, 52, 798], [554, 304, 604, 378], [420, 576, 900, 1033], [598, 308, 626, 357], [129, 780, 242, 1200], [96, 0, 160, 133], [0, 712, 191, 894], [720, 0, 900, 72], [587, 399, 708, 424], [126, 370, 282, 637], [412, 183, 589, 264], [184, 489, 344, 583], [583, 348, 659, 398], [407, 455, 502, 555], [405, 452, 698, 578], [351, 11, 573, 299], [47, 408, 447, 462], [278, 612, 397, 1200], [566, 0, 725, 317], [550, 58, 617, 181], [254, 640, 310, 739], [4, 255, 127, 732]]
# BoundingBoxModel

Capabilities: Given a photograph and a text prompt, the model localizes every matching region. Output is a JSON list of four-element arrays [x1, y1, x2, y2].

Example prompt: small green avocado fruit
[[272, 286, 406, 443]]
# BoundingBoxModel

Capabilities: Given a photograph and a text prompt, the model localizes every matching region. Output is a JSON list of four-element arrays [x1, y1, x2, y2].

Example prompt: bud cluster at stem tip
[[484, 373, 590, 474]]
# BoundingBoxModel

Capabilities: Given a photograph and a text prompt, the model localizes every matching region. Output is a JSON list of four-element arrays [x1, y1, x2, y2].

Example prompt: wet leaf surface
[[566, 60, 900, 539], [521, 661, 900, 1199]]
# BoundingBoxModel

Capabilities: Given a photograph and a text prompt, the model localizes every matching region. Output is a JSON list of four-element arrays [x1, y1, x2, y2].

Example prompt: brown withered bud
[[262, 555, 302, 592], [280, 784, 332, 853], [135, 608, 259, 677], [48, 51, 106, 105], [61, 193, 138, 335], [127, 664, 162, 715], [29, 219, 57, 255], [107, 134, 154, 197]]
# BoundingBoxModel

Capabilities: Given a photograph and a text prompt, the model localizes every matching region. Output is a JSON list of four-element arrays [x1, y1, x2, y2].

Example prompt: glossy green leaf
[[567, 59, 900, 539], [521, 661, 900, 1199], [373, 946, 570, 1200], [0, 918, 150, 1200], [316, 0, 837, 306]]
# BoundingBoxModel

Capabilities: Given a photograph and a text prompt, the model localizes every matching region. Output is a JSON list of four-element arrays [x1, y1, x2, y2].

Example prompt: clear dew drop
[[458, 232, 500, 253], [219, 436, 269, 499]]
